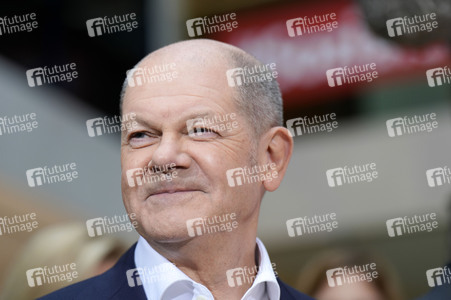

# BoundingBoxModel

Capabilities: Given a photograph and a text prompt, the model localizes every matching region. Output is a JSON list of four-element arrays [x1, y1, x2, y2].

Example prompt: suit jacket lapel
[[111, 243, 147, 299]]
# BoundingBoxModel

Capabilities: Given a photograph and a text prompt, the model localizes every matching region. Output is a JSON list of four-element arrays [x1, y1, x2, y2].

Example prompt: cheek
[[200, 155, 225, 187], [121, 149, 150, 198], [121, 148, 152, 172], [191, 144, 242, 186], [193, 136, 252, 166], [202, 150, 224, 168]]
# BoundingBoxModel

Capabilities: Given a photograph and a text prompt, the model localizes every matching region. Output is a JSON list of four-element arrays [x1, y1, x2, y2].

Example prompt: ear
[[260, 126, 293, 192]]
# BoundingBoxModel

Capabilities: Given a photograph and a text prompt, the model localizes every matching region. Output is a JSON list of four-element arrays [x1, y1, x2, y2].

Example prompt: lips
[[150, 188, 198, 196]]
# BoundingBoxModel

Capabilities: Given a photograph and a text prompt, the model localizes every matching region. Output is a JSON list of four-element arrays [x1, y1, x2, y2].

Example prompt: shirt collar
[[134, 236, 280, 300], [134, 235, 190, 300], [246, 238, 280, 300]]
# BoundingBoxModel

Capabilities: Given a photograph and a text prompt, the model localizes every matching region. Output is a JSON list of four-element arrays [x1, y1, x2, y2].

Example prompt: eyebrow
[[129, 110, 224, 127]]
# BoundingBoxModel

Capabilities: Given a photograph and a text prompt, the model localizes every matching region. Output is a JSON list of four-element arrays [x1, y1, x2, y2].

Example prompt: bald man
[[40, 39, 313, 300]]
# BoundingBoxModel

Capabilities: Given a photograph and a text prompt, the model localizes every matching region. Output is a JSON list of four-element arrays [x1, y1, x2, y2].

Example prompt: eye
[[194, 127, 213, 134], [130, 132, 147, 139], [128, 131, 158, 148], [190, 127, 219, 138]]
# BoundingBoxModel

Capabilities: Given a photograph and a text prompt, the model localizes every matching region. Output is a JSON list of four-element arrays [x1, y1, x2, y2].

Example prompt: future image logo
[[0, 113, 38, 136], [326, 163, 378, 187], [286, 213, 338, 237], [86, 213, 137, 237], [26, 162, 78, 187], [26, 263, 78, 287], [186, 13, 238, 37], [426, 166, 451, 187], [0, 213, 38, 236], [0, 13, 38, 36], [386, 113, 438, 137], [186, 213, 238, 237], [426, 66, 451, 87], [286, 113, 338, 137], [226, 263, 277, 287], [86, 13, 138, 37], [86, 113, 137, 137], [386, 213, 438, 237], [126, 263, 174, 287], [326, 63, 378, 87], [226, 63, 278, 87], [126, 64, 178, 87], [326, 263, 378, 287], [126, 162, 177, 187], [226, 163, 278, 187], [186, 113, 238, 137], [426, 266, 451, 287], [386, 13, 438, 37], [26, 63, 78, 87], [286, 13, 338, 37]]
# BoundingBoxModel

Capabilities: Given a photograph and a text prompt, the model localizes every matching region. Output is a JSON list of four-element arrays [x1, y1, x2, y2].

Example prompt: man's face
[[121, 56, 263, 243]]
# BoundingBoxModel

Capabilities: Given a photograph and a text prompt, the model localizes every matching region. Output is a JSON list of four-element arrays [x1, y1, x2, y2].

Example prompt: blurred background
[[0, 0, 450, 299]]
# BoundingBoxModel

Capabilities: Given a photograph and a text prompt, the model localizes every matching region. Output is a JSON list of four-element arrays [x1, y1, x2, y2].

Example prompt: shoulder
[[38, 243, 146, 300], [416, 285, 451, 300], [278, 277, 316, 300], [37, 273, 111, 300]]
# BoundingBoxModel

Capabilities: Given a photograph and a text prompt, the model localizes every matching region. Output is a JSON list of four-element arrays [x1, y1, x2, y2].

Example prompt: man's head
[[120, 39, 293, 245]]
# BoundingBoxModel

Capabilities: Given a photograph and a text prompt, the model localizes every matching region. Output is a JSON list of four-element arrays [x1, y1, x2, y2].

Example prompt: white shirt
[[134, 236, 281, 300]]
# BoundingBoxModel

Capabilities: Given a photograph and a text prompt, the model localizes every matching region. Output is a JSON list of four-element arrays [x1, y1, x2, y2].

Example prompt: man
[[40, 39, 313, 300]]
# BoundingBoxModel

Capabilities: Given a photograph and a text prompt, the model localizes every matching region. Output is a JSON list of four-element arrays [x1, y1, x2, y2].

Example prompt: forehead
[[122, 53, 237, 115]]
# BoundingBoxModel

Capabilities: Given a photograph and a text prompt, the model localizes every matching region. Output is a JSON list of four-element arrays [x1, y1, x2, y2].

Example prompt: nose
[[150, 132, 190, 171]]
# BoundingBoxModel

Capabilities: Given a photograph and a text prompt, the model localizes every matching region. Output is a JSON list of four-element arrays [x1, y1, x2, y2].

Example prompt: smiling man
[[40, 39, 313, 300]]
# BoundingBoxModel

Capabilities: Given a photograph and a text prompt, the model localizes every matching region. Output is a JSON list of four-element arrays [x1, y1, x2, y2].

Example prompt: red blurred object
[[211, 0, 451, 107]]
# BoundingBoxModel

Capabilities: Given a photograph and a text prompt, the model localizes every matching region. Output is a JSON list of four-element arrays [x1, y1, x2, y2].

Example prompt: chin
[[137, 213, 189, 237], [140, 225, 193, 244]]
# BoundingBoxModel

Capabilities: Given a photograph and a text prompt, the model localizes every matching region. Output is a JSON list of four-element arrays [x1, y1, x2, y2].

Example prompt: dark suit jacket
[[39, 243, 315, 300], [416, 263, 451, 300]]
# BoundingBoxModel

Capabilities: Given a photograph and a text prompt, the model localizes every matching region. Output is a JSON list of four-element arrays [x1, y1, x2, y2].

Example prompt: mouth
[[146, 189, 202, 204], [150, 188, 200, 196]]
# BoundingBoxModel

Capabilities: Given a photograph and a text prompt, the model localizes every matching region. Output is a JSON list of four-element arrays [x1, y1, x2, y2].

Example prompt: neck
[[147, 224, 259, 300]]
